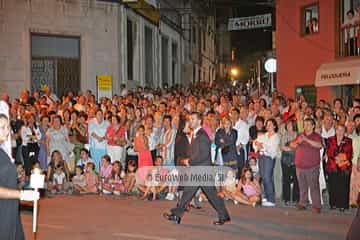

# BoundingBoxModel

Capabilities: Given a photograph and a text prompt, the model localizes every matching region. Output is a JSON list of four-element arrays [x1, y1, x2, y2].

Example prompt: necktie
[[190, 132, 195, 144]]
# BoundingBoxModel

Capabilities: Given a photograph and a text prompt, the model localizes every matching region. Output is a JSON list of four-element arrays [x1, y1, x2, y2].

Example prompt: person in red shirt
[[106, 115, 127, 167], [326, 124, 352, 211], [290, 118, 323, 213]]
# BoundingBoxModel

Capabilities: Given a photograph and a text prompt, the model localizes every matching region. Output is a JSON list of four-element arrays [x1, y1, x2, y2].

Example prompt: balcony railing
[[338, 25, 359, 57]]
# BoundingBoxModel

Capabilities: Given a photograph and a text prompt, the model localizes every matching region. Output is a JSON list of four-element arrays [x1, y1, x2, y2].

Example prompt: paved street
[[21, 195, 355, 240]]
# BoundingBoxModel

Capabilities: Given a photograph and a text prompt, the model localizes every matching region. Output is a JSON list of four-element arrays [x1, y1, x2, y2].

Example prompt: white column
[[119, 6, 127, 86], [158, 29, 163, 88], [154, 26, 159, 88], [139, 19, 145, 86]]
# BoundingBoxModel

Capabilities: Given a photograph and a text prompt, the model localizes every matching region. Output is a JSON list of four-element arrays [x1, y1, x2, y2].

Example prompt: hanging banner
[[228, 13, 272, 31], [97, 75, 113, 101]]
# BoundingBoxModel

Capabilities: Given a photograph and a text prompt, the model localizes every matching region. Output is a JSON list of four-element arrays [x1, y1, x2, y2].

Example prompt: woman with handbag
[[326, 124, 353, 211]]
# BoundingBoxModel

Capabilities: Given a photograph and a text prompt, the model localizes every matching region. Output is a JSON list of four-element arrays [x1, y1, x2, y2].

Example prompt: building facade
[[0, 0, 121, 98], [181, 0, 217, 85], [0, 0, 218, 99], [276, 0, 360, 106]]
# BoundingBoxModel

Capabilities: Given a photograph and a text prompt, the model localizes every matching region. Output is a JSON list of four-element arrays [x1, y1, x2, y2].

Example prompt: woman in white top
[[21, 113, 41, 176], [253, 118, 280, 207], [46, 115, 72, 165]]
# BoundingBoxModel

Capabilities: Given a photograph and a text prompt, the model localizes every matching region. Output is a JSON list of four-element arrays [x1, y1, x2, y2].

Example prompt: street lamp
[[230, 68, 239, 77], [264, 58, 277, 92]]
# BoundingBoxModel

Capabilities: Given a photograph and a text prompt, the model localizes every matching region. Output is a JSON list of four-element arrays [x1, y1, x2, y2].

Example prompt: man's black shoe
[[163, 213, 181, 224], [213, 217, 231, 225]]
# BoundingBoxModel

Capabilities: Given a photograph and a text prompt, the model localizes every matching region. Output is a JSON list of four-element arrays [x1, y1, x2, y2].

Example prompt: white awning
[[315, 59, 360, 87]]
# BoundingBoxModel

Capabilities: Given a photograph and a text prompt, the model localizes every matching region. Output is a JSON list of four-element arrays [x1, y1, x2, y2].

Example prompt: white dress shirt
[[234, 119, 250, 146], [321, 126, 335, 139], [254, 132, 280, 159], [21, 126, 42, 146]]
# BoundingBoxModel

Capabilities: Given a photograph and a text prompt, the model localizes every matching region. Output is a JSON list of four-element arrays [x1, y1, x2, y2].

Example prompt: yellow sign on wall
[[97, 75, 112, 100], [97, 75, 112, 91]]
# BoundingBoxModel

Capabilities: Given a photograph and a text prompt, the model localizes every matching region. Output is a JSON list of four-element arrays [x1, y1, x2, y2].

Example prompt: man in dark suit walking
[[163, 112, 230, 225]]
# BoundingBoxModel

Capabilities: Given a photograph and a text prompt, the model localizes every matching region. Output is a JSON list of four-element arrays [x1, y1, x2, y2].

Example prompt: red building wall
[[276, 0, 336, 101]]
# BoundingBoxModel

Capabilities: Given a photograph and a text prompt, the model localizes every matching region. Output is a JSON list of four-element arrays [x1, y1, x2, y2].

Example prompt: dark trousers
[[296, 166, 321, 209], [328, 170, 351, 209], [259, 155, 276, 203], [281, 162, 299, 203], [22, 144, 39, 176], [236, 147, 245, 179], [171, 186, 229, 220], [281, 151, 299, 203], [151, 149, 157, 164], [345, 38, 357, 56]]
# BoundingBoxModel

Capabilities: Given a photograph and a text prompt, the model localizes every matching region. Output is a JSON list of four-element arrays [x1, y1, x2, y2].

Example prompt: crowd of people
[[2, 83, 360, 213]]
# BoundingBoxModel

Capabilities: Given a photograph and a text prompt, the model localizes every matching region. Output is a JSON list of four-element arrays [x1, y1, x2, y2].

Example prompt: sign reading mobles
[[228, 13, 272, 31], [320, 72, 351, 80]]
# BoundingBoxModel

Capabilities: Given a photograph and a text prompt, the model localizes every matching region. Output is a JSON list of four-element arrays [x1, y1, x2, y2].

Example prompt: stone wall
[[0, 0, 120, 98]]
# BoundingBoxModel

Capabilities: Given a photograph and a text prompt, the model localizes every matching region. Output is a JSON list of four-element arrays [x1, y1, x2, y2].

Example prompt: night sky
[[214, 0, 274, 81]]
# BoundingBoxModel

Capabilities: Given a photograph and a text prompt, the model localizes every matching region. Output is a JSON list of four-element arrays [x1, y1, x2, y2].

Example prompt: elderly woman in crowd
[[106, 115, 127, 166], [326, 124, 353, 211], [47, 115, 73, 171]]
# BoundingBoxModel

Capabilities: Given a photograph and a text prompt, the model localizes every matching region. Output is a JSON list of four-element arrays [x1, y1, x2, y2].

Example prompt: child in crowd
[[103, 161, 125, 195], [83, 162, 98, 194], [99, 155, 112, 191], [51, 164, 68, 194], [162, 159, 178, 201], [77, 148, 93, 169], [218, 169, 238, 204], [140, 168, 160, 200], [31, 161, 42, 174], [72, 166, 86, 193], [248, 156, 260, 180], [123, 160, 137, 194], [233, 167, 261, 207], [16, 163, 26, 189], [138, 156, 167, 200]]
